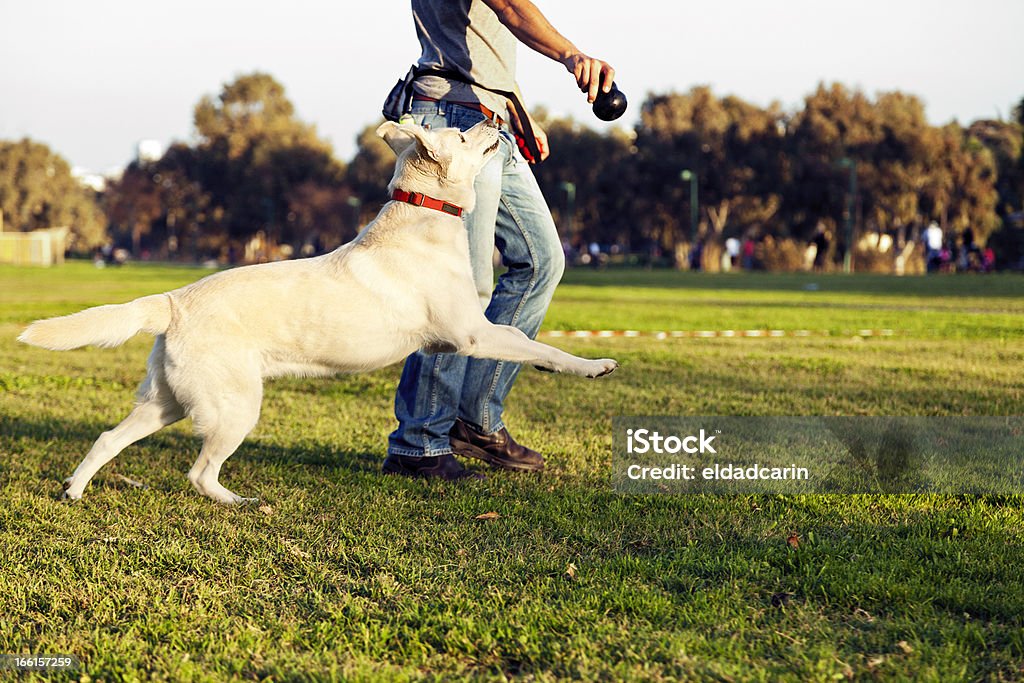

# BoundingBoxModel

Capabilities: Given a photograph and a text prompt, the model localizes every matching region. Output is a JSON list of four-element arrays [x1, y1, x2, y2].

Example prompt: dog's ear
[[376, 121, 441, 162]]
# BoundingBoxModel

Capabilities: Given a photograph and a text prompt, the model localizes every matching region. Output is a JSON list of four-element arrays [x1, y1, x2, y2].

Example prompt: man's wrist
[[559, 47, 580, 69]]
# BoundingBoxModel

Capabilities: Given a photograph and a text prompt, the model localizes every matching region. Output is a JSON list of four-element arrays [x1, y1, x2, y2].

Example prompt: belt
[[412, 94, 504, 126]]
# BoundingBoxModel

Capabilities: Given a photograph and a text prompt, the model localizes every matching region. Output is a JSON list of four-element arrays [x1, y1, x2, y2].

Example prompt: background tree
[[785, 84, 1000, 248], [345, 122, 395, 225], [631, 88, 720, 254], [968, 118, 1023, 219], [630, 87, 787, 263], [860, 92, 936, 240], [531, 111, 634, 248], [155, 144, 214, 260], [85, 74, 1022, 270], [985, 96, 1024, 267], [0, 138, 106, 251], [709, 95, 787, 235], [191, 72, 346, 250], [918, 123, 999, 241], [784, 83, 882, 244], [104, 161, 163, 256], [104, 144, 212, 259], [943, 126, 999, 239], [285, 181, 361, 251]]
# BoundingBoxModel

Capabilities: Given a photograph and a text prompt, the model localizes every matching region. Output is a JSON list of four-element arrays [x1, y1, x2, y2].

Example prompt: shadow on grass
[[1, 414, 387, 481]]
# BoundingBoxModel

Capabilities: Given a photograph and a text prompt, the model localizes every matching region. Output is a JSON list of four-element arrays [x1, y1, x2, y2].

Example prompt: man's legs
[[387, 103, 502, 462], [457, 140, 564, 435], [387, 103, 564, 466]]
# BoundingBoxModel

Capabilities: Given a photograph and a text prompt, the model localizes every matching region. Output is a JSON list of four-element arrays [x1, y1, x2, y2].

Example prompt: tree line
[[2, 72, 1023, 270]]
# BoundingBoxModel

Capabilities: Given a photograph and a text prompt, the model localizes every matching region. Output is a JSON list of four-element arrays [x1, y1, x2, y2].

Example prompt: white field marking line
[[539, 329, 897, 339]]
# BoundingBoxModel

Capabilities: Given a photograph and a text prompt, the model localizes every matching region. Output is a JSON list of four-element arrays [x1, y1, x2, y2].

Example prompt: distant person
[[923, 221, 943, 273], [957, 241, 969, 272], [962, 226, 976, 252], [961, 226, 981, 271], [741, 236, 756, 270], [812, 227, 830, 271], [725, 236, 740, 270], [940, 241, 953, 272], [689, 239, 704, 271], [983, 246, 995, 272]]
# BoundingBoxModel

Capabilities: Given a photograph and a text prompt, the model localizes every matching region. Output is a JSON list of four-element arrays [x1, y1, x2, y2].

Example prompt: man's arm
[[482, 0, 615, 103]]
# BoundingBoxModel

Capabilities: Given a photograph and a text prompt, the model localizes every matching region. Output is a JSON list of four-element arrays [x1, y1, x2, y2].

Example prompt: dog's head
[[377, 120, 501, 213]]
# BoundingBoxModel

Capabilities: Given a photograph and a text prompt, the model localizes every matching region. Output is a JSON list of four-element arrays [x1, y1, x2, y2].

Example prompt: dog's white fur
[[19, 120, 617, 504]]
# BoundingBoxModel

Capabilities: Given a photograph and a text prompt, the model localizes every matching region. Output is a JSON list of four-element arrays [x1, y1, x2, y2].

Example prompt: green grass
[[1, 261, 1023, 681]]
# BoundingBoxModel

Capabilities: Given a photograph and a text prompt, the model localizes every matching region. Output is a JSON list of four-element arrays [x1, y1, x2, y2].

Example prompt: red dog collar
[[391, 189, 464, 217]]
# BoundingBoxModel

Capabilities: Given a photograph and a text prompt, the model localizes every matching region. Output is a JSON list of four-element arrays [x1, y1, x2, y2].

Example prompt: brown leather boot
[[449, 419, 545, 472]]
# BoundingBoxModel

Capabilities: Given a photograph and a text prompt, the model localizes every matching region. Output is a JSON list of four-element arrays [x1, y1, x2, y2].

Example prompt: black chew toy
[[592, 82, 628, 121]]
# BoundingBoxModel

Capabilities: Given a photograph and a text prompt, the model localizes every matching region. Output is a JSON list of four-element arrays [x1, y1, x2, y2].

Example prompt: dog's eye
[[459, 133, 466, 143]]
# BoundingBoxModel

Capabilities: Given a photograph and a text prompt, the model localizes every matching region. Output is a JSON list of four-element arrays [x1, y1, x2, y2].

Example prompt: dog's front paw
[[584, 358, 618, 378]]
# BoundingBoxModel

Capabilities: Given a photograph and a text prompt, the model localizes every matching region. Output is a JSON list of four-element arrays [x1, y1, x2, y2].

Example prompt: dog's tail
[[18, 294, 172, 351]]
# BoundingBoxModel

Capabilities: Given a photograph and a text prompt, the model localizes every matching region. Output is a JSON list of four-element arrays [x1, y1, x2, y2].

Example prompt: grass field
[[1, 262, 1023, 681]]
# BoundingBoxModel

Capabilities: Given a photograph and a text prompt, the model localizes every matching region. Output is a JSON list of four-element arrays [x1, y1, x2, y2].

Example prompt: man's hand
[[563, 53, 615, 103], [531, 120, 550, 162], [507, 102, 550, 163]]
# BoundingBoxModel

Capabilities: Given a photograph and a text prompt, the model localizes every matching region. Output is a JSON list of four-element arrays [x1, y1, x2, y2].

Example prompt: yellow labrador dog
[[19, 120, 617, 504]]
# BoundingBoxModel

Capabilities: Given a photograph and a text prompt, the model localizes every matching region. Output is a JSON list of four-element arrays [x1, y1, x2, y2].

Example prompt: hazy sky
[[2, 0, 1022, 174]]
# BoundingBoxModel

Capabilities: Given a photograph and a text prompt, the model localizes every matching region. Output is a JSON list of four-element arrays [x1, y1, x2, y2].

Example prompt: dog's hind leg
[[63, 339, 185, 500], [185, 375, 262, 505]]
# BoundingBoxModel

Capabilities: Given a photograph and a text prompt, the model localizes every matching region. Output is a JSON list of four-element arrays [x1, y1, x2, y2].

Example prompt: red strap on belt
[[391, 189, 464, 217]]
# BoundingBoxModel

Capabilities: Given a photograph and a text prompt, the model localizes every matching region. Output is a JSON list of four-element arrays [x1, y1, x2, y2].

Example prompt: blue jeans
[[387, 101, 565, 457]]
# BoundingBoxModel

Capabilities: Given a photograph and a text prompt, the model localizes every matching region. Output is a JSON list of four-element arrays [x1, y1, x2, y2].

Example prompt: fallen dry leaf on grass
[[283, 539, 310, 559], [474, 511, 500, 521], [786, 532, 800, 549], [566, 562, 577, 579], [258, 505, 274, 516], [114, 474, 146, 488], [853, 607, 875, 622]]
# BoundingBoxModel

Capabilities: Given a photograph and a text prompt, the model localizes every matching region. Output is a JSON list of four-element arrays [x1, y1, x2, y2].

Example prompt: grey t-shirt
[[411, 0, 517, 120]]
